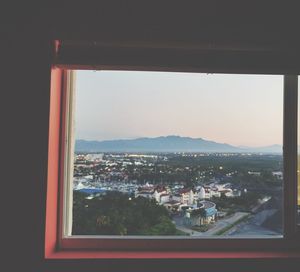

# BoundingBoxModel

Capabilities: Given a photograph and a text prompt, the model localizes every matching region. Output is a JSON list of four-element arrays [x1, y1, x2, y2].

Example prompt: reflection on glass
[[71, 71, 283, 237]]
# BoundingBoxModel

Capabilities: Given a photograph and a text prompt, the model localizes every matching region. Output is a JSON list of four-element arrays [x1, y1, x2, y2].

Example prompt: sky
[[74, 70, 283, 147]]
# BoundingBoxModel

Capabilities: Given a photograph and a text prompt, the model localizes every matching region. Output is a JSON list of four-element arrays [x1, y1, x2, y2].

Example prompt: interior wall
[[2, 2, 300, 271]]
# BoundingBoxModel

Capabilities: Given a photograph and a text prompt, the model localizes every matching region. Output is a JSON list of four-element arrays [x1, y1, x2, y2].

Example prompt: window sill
[[45, 250, 300, 259]]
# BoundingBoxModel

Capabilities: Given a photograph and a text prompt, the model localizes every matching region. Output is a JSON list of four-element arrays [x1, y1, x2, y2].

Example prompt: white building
[[86, 153, 104, 161], [272, 171, 283, 179], [174, 189, 195, 205], [198, 186, 206, 200], [159, 193, 170, 204], [136, 185, 168, 203]]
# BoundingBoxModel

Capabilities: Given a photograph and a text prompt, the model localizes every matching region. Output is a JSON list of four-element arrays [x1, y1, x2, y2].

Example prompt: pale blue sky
[[74, 70, 283, 147]]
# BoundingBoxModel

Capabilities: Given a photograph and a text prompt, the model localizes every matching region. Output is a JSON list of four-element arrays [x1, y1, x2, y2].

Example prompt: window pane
[[69, 71, 283, 237]]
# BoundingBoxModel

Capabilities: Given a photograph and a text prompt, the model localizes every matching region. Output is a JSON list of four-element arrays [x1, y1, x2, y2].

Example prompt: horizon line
[[75, 135, 282, 148]]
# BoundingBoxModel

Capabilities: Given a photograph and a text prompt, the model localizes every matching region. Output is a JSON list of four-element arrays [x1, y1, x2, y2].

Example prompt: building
[[86, 153, 104, 161], [183, 201, 217, 226], [173, 188, 195, 205], [136, 185, 168, 203], [272, 171, 283, 179], [159, 193, 170, 204]]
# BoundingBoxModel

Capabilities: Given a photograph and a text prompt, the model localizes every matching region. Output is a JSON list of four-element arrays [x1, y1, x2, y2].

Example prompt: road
[[225, 209, 280, 236], [173, 212, 250, 236], [204, 212, 249, 235]]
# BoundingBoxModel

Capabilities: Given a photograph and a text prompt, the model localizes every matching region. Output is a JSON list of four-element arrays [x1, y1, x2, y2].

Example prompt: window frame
[[45, 68, 300, 257]]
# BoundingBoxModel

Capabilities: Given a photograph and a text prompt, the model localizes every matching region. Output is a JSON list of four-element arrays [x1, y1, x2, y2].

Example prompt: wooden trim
[[45, 67, 64, 258], [283, 75, 298, 238], [46, 250, 300, 260], [54, 45, 300, 75]]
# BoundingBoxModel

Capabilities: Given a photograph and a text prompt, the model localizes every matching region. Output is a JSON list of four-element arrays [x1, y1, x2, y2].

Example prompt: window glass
[[70, 71, 283, 237]]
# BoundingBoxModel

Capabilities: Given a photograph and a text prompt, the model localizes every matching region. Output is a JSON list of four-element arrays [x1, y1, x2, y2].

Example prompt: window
[[53, 70, 299, 251]]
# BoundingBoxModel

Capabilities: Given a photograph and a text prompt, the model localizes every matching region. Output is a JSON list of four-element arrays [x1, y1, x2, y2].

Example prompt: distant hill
[[75, 136, 282, 153], [244, 144, 282, 154]]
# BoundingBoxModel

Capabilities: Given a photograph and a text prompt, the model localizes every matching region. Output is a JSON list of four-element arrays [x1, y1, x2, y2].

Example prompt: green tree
[[72, 191, 177, 236]]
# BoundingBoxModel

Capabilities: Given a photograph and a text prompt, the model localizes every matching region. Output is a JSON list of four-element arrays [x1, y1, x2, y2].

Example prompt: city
[[72, 151, 283, 236]]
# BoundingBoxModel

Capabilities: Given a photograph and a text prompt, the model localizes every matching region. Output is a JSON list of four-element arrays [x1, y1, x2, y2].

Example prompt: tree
[[143, 216, 177, 235], [72, 191, 177, 235]]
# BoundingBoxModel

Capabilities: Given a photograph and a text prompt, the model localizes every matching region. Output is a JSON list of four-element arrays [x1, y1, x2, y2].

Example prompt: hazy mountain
[[75, 136, 282, 153], [242, 144, 282, 153]]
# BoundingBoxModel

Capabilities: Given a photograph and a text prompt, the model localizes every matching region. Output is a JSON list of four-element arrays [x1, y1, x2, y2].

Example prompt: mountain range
[[75, 136, 282, 153]]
